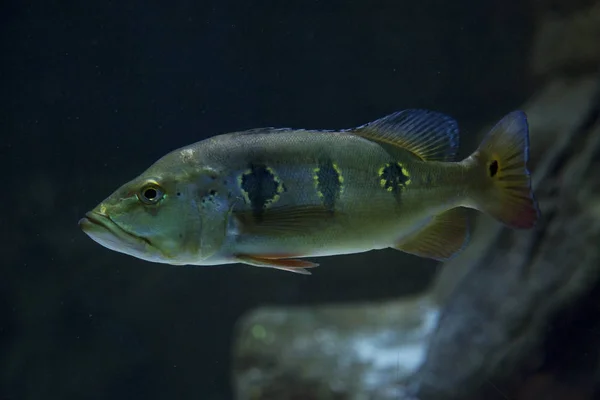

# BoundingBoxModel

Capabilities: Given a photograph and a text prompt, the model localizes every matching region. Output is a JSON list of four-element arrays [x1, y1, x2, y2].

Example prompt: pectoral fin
[[234, 205, 338, 236], [235, 254, 318, 275], [394, 207, 470, 261]]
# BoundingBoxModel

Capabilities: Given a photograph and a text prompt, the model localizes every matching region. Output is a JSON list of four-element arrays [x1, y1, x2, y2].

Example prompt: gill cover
[[196, 187, 232, 262]]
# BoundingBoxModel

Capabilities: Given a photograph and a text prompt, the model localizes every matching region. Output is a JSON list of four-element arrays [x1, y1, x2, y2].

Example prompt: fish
[[79, 109, 540, 275]]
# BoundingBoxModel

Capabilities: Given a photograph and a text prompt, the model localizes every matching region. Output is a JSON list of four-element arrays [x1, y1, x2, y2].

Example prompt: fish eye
[[138, 182, 165, 205]]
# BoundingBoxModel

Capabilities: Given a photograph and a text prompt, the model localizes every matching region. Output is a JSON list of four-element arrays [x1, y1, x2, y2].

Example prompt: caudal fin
[[468, 111, 540, 229]]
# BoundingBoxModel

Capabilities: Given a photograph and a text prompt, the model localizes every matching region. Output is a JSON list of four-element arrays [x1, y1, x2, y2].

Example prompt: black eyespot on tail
[[474, 110, 540, 229], [489, 160, 499, 177]]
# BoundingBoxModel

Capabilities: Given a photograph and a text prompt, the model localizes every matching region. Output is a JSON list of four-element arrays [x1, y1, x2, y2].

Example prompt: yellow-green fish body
[[80, 110, 539, 274]]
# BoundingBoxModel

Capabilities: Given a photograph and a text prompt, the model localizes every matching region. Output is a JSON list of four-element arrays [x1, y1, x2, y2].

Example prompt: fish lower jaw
[[79, 211, 166, 263]]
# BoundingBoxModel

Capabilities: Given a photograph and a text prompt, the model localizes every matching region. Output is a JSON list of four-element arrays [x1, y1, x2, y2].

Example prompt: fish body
[[79, 109, 540, 274]]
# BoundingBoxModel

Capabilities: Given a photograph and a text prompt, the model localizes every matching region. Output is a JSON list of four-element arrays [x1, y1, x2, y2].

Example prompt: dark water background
[[2, 1, 533, 399]]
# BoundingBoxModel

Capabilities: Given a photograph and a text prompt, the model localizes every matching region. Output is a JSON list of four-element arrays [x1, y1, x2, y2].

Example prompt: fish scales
[[209, 131, 432, 254], [190, 130, 458, 258], [79, 109, 540, 274]]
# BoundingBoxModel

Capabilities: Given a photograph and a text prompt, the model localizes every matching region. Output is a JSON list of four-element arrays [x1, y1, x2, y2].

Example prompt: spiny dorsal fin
[[351, 109, 460, 161], [394, 207, 470, 261], [229, 127, 332, 137]]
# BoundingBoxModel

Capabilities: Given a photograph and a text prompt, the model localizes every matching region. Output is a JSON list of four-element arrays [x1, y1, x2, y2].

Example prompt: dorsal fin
[[229, 127, 333, 137], [350, 109, 460, 161]]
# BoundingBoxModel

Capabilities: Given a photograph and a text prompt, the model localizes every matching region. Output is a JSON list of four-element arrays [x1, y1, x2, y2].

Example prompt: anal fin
[[235, 254, 318, 275], [394, 207, 470, 261]]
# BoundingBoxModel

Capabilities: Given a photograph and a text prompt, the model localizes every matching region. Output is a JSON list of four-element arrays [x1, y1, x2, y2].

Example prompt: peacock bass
[[79, 109, 540, 274]]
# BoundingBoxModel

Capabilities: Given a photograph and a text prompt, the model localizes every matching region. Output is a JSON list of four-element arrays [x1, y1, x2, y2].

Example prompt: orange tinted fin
[[234, 205, 337, 236], [467, 111, 540, 229], [351, 109, 460, 161], [394, 207, 470, 261], [235, 254, 318, 275]]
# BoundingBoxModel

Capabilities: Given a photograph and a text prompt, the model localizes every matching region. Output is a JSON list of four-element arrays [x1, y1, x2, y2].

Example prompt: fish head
[[79, 166, 216, 265]]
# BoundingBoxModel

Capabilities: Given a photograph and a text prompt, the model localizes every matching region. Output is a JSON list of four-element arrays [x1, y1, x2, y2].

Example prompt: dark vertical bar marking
[[379, 162, 411, 202], [314, 159, 343, 213], [239, 164, 283, 220]]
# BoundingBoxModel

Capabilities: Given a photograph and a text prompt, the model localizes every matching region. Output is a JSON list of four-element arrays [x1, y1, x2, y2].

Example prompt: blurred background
[[2, 0, 599, 399]]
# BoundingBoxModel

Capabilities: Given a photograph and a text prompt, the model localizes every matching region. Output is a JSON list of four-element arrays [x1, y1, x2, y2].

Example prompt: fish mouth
[[79, 211, 154, 256]]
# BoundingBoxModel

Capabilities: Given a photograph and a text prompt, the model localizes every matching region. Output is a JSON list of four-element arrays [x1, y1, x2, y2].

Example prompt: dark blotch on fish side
[[315, 159, 342, 214], [381, 162, 410, 201], [489, 160, 499, 177], [240, 163, 282, 220]]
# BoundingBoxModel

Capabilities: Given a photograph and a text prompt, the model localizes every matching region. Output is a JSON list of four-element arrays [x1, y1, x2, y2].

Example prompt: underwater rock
[[232, 296, 440, 400], [530, 1, 600, 77]]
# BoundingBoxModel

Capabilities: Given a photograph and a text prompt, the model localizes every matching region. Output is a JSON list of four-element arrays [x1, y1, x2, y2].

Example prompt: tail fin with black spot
[[466, 111, 540, 229]]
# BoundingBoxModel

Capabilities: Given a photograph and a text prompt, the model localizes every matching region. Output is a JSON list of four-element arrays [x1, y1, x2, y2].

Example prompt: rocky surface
[[530, 1, 600, 77], [233, 297, 440, 400]]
